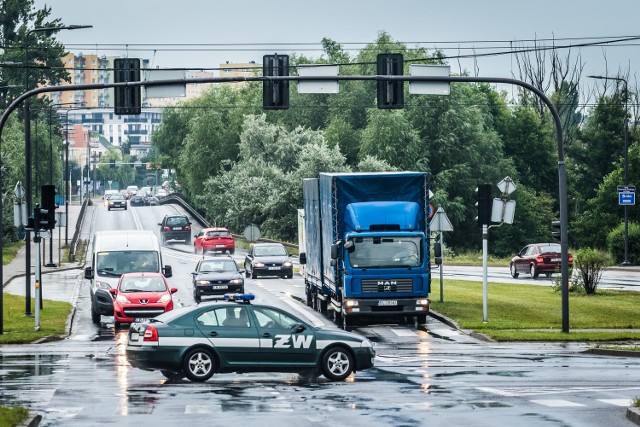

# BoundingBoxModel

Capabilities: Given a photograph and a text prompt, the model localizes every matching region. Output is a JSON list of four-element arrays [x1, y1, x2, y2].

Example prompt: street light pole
[[588, 75, 631, 266], [23, 24, 92, 315]]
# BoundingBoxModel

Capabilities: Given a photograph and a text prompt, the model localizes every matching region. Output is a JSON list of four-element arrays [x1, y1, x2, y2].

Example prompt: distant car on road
[[126, 293, 375, 382], [191, 256, 245, 303], [130, 195, 145, 207], [109, 272, 177, 329], [158, 214, 192, 245], [510, 242, 573, 278], [244, 243, 293, 279], [193, 227, 235, 254], [107, 193, 127, 210]]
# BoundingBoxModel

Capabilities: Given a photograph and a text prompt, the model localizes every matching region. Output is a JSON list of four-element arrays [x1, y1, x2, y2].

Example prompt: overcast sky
[[35, 0, 640, 87]]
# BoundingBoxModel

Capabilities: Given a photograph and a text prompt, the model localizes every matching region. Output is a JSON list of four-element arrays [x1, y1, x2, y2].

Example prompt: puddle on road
[[0, 354, 65, 382]]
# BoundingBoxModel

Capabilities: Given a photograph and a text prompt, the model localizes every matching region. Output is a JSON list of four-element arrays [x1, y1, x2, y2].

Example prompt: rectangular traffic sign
[[619, 192, 636, 205]]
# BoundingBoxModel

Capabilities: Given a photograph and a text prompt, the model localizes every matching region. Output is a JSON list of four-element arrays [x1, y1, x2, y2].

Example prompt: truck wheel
[[342, 315, 351, 331], [183, 348, 215, 382], [332, 308, 342, 323], [321, 347, 354, 381], [415, 314, 427, 326], [306, 288, 313, 307]]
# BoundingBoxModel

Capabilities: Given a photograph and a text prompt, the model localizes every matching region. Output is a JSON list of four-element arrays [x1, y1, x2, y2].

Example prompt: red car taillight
[[163, 226, 170, 232], [536, 255, 544, 264], [568, 254, 573, 263], [143, 325, 158, 342], [185, 226, 191, 231]]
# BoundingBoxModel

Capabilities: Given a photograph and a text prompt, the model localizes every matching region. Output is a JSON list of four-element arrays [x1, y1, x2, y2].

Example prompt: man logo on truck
[[273, 334, 314, 349]]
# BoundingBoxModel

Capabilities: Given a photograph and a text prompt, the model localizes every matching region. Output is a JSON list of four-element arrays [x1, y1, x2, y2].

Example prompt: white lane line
[[391, 328, 418, 337], [531, 399, 586, 407], [598, 399, 633, 406]]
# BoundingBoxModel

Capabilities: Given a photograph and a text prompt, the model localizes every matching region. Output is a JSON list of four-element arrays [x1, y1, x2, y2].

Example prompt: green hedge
[[607, 221, 640, 265]]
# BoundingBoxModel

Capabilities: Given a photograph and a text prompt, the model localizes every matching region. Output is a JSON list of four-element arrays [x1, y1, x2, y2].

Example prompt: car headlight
[[360, 339, 374, 348], [158, 294, 172, 303], [254, 262, 265, 268], [116, 294, 130, 304], [417, 298, 430, 306], [195, 280, 210, 286], [230, 278, 243, 285], [283, 261, 293, 267], [95, 281, 112, 290]]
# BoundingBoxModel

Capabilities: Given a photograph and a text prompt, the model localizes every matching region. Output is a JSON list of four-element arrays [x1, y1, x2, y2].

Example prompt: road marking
[[391, 328, 418, 337], [531, 399, 585, 407], [185, 404, 222, 413], [598, 399, 633, 406]]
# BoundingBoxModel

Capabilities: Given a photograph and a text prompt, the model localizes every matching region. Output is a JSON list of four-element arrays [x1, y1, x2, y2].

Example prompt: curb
[[628, 406, 640, 425], [584, 348, 640, 358], [427, 309, 495, 342]]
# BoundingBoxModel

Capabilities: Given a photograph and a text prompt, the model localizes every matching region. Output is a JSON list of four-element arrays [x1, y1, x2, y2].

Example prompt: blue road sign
[[619, 192, 636, 205]]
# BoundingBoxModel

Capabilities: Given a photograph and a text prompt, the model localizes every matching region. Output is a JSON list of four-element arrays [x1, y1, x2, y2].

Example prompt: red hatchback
[[510, 243, 573, 279], [109, 272, 178, 328], [193, 227, 235, 255]]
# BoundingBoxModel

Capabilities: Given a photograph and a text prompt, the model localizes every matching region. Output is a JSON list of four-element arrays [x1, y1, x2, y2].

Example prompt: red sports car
[[193, 227, 235, 255], [109, 272, 177, 328]]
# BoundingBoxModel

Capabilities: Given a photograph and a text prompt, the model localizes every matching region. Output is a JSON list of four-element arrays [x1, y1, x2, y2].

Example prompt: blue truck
[[300, 172, 431, 330]]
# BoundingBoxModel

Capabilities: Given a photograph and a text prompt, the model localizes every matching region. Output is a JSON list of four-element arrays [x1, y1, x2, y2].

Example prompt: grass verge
[[0, 293, 72, 344], [430, 280, 640, 341], [2, 240, 24, 265], [0, 405, 29, 427]]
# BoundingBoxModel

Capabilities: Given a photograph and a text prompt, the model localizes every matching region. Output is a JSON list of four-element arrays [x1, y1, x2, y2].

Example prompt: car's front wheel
[[91, 305, 100, 324], [510, 262, 519, 278], [183, 348, 215, 382], [321, 347, 354, 381], [530, 263, 539, 278]]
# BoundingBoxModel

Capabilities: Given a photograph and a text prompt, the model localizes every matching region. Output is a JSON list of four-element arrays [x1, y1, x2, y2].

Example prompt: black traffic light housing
[[41, 185, 57, 230], [114, 58, 141, 115], [475, 184, 492, 227], [263, 54, 289, 110], [377, 53, 404, 109], [433, 242, 442, 265], [28, 204, 50, 232], [551, 220, 561, 241]]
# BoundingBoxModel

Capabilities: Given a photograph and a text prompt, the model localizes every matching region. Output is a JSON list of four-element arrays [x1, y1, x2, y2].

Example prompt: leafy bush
[[572, 248, 609, 295], [606, 221, 640, 265]]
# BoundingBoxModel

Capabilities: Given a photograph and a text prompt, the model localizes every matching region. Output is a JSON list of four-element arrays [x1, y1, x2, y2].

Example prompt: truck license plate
[[378, 300, 398, 306]]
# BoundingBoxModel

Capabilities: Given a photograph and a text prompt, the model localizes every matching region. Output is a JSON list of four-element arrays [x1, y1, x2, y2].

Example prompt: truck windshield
[[96, 251, 160, 276], [347, 236, 422, 268]]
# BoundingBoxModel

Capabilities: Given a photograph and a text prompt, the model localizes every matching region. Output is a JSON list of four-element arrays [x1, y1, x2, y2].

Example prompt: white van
[[84, 230, 172, 324]]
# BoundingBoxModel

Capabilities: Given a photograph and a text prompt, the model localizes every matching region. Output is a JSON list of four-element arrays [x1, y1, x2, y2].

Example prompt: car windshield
[[254, 245, 287, 256], [96, 251, 159, 276], [539, 244, 561, 254], [199, 260, 237, 273], [120, 276, 167, 292], [347, 236, 422, 268], [110, 194, 124, 200]]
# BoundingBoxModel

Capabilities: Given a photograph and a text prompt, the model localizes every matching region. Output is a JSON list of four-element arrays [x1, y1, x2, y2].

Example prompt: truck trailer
[[300, 172, 431, 330]]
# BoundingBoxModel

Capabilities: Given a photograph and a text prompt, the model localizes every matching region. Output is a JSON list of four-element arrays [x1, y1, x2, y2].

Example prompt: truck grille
[[361, 278, 413, 293]]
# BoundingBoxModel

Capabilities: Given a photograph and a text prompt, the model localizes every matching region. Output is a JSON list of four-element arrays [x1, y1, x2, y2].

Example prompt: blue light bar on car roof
[[223, 293, 255, 302]]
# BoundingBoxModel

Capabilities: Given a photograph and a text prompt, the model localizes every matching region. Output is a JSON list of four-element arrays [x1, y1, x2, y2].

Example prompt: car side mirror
[[170, 287, 178, 294], [299, 252, 307, 265], [239, 269, 246, 274], [292, 323, 306, 333], [158, 223, 162, 226], [164, 265, 173, 278], [108, 288, 117, 295], [84, 267, 93, 279]]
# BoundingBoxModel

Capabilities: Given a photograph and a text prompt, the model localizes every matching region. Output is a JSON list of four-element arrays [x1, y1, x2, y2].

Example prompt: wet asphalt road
[[1, 204, 639, 426]]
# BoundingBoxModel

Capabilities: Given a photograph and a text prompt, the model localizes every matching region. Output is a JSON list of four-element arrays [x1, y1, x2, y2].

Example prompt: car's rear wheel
[[251, 269, 257, 279], [183, 348, 215, 382], [510, 262, 519, 278], [244, 264, 250, 278], [228, 249, 235, 255], [321, 347, 354, 381], [530, 263, 539, 278]]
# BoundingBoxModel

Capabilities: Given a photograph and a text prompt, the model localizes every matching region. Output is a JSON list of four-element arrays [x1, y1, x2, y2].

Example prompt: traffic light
[[551, 220, 561, 241], [263, 54, 289, 110], [41, 185, 57, 230], [29, 205, 49, 232], [433, 242, 442, 265], [114, 58, 141, 115], [377, 53, 404, 109], [475, 184, 492, 227]]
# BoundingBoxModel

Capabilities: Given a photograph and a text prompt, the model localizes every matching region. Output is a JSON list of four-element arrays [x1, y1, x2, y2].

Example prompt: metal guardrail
[[69, 197, 90, 261]]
